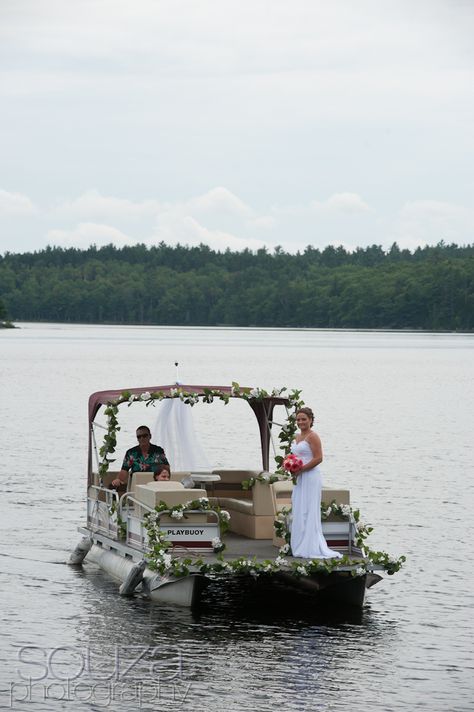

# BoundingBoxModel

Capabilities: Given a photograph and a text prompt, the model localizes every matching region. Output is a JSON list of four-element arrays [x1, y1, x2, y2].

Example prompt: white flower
[[274, 556, 287, 566], [171, 510, 184, 520], [355, 567, 365, 576], [249, 388, 260, 398], [128, 394, 136, 403], [212, 537, 222, 549], [341, 504, 351, 517], [141, 391, 151, 401], [356, 520, 367, 531], [170, 388, 178, 397], [162, 553, 172, 568], [220, 510, 230, 522], [296, 565, 307, 576], [260, 473, 270, 482], [279, 543, 290, 555], [326, 506, 332, 516], [199, 497, 209, 505], [272, 387, 282, 396]]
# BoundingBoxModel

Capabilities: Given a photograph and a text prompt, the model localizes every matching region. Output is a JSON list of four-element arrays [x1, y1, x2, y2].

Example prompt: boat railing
[[119, 494, 220, 553], [87, 485, 120, 539]]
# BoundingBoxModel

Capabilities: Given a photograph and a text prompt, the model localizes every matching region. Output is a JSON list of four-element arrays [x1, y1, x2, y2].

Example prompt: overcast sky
[[0, 0, 473, 255]]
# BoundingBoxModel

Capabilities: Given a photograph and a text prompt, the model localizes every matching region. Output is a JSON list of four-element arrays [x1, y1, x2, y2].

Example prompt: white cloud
[[53, 190, 160, 220], [249, 216, 277, 230], [0, 189, 36, 216], [393, 200, 474, 249], [312, 192, 372, 214], [152, 214, 266, 252], [47, 222, 133, 249], [2, 184, 472, 256], [186, 187, 252, 217]]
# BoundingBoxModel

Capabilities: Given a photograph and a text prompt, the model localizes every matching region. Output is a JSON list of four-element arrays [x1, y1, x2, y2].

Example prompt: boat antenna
[[175, 361, 179, 384]]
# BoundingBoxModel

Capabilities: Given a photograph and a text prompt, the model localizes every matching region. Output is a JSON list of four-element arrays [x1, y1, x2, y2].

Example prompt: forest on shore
[[0, 241, 473, 330]]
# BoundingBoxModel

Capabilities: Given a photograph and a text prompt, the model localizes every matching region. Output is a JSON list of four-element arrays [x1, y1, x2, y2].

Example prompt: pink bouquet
[[282, 454, 303, 474]]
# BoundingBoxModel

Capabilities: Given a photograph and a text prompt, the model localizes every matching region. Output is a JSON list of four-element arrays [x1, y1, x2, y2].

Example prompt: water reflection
[[64, 564, 400, 711]]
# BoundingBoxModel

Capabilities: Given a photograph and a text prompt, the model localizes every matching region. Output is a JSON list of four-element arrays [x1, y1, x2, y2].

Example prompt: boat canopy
[[88, 384, 290, 481]]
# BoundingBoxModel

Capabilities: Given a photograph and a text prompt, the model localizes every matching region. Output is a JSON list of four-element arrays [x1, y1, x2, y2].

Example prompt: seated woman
[[153, 467, 171, 482]]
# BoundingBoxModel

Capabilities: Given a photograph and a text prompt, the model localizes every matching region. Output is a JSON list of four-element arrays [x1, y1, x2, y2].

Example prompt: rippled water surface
[[1, 324, 473, 711]]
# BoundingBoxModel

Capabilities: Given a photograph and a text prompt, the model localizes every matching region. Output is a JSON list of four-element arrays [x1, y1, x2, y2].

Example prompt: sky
[[0, 0, 473, 255]]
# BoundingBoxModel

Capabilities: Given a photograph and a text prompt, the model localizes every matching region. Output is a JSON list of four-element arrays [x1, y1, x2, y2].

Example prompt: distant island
[[0, 298, 14, 327], [0, 241, 473, 331]]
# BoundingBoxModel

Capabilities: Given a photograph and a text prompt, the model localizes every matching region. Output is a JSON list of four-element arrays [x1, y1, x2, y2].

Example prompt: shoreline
[[5, 321, 473, 335]]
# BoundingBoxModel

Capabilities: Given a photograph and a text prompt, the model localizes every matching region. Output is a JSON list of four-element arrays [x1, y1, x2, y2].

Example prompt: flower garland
[[97, 382, 405, 579], [273, 502, 405, 574], [273, 501, 372, 548], [143, 496, 405, 578], [98, 382, 302, 477], [241, 473, 282, 490]]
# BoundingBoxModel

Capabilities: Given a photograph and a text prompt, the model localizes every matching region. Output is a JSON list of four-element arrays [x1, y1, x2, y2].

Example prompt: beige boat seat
[[134, 482, 208, 525], [134, 481, 208, 508], [170, 471, 192, 482], [92, 471, 121, 488], [128, 471, 154, 496], [90, 471, 124, 501], [321, 489, 350, 507], [211, 470, 275, 539], [211, 470, 254, 499]]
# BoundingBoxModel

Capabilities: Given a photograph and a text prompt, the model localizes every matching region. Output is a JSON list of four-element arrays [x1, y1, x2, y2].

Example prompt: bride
[[290, 407, 342, 559]]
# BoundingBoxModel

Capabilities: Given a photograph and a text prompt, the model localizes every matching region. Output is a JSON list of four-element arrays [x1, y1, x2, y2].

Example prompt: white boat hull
[[84, 543, 203, 607]]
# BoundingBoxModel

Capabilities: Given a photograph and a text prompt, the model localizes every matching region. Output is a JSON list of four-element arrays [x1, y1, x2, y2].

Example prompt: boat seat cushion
[[211, 469, 260, 499], [92, 471, 121, 487], [170, 471, 192, 482], [217, 497, 253, 515], [128, 471, 154, 496], [215, 480, 275, 539], [270, 481, 351, 509], [134, 482, 207, 509], [321, 489, 350, 506]]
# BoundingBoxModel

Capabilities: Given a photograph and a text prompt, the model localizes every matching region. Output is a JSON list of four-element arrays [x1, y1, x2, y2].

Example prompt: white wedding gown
[[290, 440, 342, 559]]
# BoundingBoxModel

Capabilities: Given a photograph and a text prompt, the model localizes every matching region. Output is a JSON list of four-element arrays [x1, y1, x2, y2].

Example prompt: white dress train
[[290, 440, 342, 559]]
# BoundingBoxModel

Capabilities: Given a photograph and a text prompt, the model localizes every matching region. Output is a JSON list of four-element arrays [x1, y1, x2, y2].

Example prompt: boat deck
[[80, 527, 365, 567], [172, 532, 365, 564]]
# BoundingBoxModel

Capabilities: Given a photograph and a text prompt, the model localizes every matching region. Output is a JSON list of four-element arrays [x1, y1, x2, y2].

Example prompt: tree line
[[0, 241, 473, 330]]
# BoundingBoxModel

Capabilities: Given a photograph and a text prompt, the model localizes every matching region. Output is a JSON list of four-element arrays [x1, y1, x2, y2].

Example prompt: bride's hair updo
[[296, 407, 315, 426]]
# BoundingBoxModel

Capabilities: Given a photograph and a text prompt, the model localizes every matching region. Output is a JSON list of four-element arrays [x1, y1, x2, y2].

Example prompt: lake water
[[0, 324, 473, 711]]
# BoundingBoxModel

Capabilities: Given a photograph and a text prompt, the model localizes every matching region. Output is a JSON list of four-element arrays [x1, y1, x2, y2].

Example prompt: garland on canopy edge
[[98, 382, 303, 477]]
